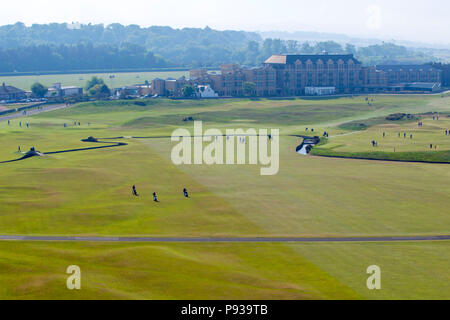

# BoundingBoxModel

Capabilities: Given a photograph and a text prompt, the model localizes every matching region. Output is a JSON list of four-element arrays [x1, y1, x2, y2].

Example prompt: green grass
[[0, 71, 189, 91], [338, 114, 420, 131], [311, 149, 450, 163], [0, 95, 449, 299], [0, 241, 361, 300], [0, 103, 35, 111], [291, 242, 450, 300], [312, 115, 450, 163]]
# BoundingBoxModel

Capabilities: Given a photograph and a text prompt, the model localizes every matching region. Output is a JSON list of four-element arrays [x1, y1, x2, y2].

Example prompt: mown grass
[[311, 147, 450, 163], [0, 95, 449, 299], [312, 115, 450, 163], [291, 241, 450, 300], [338, 114, 420, 131], [0, 241, 361, 300]]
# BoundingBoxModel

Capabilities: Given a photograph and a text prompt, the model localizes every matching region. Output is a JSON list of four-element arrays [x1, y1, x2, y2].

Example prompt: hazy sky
[[1, 0, 449, 44]]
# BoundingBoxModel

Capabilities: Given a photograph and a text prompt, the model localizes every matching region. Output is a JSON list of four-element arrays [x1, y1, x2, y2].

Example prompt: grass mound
[[339, 113, 420, 131]]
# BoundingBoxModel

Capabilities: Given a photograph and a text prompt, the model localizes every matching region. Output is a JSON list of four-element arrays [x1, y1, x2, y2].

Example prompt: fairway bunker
[[0, 147, 44, 163]]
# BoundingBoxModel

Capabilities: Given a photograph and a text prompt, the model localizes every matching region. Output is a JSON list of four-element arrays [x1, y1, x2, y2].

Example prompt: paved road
[[0, 235, 448, 243], [0, 104, 69, 122]]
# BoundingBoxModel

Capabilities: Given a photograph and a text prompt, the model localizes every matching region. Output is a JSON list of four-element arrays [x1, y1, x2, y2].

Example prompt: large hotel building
[[152, 53, 442, 97]]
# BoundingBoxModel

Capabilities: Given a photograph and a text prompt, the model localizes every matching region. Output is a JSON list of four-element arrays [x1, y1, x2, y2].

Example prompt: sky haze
[[0, 0, 449, 45]]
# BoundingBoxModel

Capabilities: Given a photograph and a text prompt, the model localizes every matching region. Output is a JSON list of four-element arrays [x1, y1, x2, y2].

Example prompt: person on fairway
[[183, 188, 189, 198], [153, 192, 158, 202], [132, 185, 138, 197]]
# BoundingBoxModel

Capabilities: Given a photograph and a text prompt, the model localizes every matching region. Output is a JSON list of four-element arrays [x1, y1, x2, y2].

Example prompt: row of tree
[[31, 76, 111, 99], [240, 39, 436, 66], [0, 23, 442, 72], [0, 41, 438, 73], [0, 43, 167, 72]]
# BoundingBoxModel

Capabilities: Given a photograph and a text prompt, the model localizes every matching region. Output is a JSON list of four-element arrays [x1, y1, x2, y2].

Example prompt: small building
[[115, 86, 140, 98], [45, 87, 60, 98], [305, 87, 336, 96], [0, 83, 27, 101], [137, 85, 152, 96], [196, 85, 218, 98], [46, 83, 83, 97], [164, 77, 188, 97], [62, 86, 83, 96], [151, 78, 166, 96]]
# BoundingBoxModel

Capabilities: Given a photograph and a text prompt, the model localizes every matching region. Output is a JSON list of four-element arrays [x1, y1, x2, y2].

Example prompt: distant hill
[[0, 23, 447, 74], [0, 23, 262, 49], [258, 30, 450, 50]]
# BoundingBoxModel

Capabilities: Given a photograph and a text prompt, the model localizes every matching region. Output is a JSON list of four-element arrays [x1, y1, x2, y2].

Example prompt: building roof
[[265, 54, 361, 65], [62, 86, 81, 90], [0, 83, 26, 95], [376, 65, 441, 72]]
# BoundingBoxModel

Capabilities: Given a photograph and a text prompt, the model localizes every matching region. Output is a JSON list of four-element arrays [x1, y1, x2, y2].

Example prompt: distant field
[[0, 95, 448, 299], [0, 71, 190, 91]]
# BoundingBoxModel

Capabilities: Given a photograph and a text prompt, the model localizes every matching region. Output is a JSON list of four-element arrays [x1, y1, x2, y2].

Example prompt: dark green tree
[[85, 76, 105, 91], [182, 85, 196, 98], [242, 82, 256, 97], [31, 82, 48, 98], [89, 83, 111, 99]]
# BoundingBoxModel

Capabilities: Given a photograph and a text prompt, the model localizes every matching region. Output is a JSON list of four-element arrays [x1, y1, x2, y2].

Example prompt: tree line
[[0, 43, 167, 72], [0, 22, 444, 73], [31, 76, 112, 100]]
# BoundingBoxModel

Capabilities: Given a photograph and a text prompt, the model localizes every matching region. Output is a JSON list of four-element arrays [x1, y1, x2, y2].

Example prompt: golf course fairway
[[0, 95, 448, 299]]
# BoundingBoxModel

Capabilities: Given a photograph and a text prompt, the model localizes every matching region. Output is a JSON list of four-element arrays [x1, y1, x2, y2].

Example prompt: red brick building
[[264, 53, 364, 95], [153, 54, 442, 97]]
